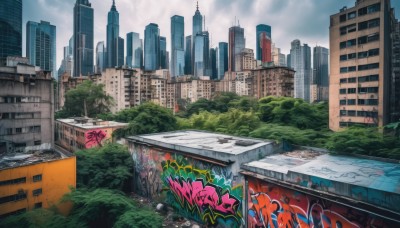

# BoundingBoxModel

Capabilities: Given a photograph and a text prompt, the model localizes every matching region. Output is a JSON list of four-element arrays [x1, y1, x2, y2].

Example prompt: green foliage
[[76, 143, 133, 191], [113, 102, 177, 138], [59, 80, 114, 118]]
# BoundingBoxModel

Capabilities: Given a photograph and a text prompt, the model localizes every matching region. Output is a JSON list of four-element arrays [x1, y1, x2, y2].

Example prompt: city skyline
[[22, 0, 400, 71]]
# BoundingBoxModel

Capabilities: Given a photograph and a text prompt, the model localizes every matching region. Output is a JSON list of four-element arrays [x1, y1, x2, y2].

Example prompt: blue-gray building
[[144, 23, 160, 71], [126, 32, 143, 69], [228, 25, 245, 72], [118, 37, 124, 67], [256, 24, 271, 61], [26, 20, 56, 77], [210, 48, 217, 80], [160, 36, 167, 69], [192, 2, 203, 75], [185, 35, 192, 75], [312, 46, 329, 102], [106, 0, 121, 68], [95, 41, 105, 73], [289, 39, 312, 102], [0, 0, 22, 65], [217, 42, 228, 79], [73, 0, 94, 76], [171, 15, 185, 77], [194, 31, 210, 77]]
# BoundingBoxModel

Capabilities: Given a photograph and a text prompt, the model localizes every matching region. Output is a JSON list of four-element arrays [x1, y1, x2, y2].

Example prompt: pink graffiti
[[167, 177, 239, 215]]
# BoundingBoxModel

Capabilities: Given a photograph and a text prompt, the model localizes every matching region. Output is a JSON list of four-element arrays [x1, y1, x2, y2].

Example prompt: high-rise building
[[26, 21, 57, 78], [217, 42, 228, 79], [210, 48, 217, 80], [95, 42, 105, 73], [118, 37, 124, 66], [144, 23, 160, 71], [391, 18, 400, 122], [272, 43, 286, 67], [185, 35, 192, 75], [329, 0, 393, 131], [106, 0, 120, 68], [287, 53, 291, 69], [192, 2, 203, 75], [0, 0, 22, 65], [228, 25, 245, 72], [126, 32, 143, 69], [160, 36, 167, 69], [289, 39, 312, 102], [73, 0, 94, 76], [171, 15, 185, 77], [194, 31, 210, 77], [256, 24, 272, 62], [312, 46, 329, 102], [237, 48, 257, 71]]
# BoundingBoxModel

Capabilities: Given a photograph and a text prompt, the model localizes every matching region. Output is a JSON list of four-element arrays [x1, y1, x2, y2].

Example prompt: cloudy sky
[[23, 0, 400, 70]]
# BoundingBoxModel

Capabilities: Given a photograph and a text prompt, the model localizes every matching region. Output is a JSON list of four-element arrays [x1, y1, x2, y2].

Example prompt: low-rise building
[[0, 149, 76, 218], [252, 66, 295, 99], [55, 118, 128, 153]]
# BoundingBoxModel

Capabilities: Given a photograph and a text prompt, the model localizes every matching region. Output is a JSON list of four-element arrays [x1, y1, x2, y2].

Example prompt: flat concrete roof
[[242, 150, 400, 194], [57, 118, 128, 130], [126, 130, 272, 155]]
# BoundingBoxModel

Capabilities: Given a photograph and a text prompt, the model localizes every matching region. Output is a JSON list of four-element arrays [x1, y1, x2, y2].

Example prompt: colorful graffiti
[[247, 177, 394, 228], [85, 130, 106, 147], [130, 144, 243, 227]]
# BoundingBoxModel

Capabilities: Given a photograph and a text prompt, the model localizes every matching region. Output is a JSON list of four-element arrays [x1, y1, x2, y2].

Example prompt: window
[[0, 177, 26, 186], [359, 87, 368, 93], [369, 48, 379, 57], [359, 21, 368, 30], [340, 67, 348, 73], [357, 111, 378, 117], [340, 55, 347, 61], [358, 36, 367, 45], [348, 111, 356, 116], [348, 66, 356, 72], [359, 74, 379, 82], [15, 128, 22, 133], [348, 53, 356, 60], [348, 99, 356, 105], [359, 7, 368, 16], [367, 3, 381, 14], [348, 11, 356, 19], [340, 41, 346, 49], [0, 193, 27, 204], [348, 88, 356, 94], [32, 188, 42, 196], [0, 208, 26, 219], [368, 18, 380, 28], [368, 33, 379, 42], [347, 39, 356, 47], [340, 89, 347, 94], [358, 99, 378, 105], [34, 140, 41, 146], [340, 14, 347, 22], [340, 26, 347, 35], [340, 78, 348, 83], [34, 202, 42, 209], [340, 110, 347, 116], [14, 143, 26, 148], [33, 175, 42, 182], [347, 24, 357, 33], [348, 77, 357, 83], [340, 100, 347, 105], [358, 63, 379, 71]]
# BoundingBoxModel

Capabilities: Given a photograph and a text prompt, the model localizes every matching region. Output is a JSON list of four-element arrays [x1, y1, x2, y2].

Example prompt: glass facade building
[[106, 0, 120, 68], [217, 42, 228, 79], [192, 3, 203, 75], [126, 32, 143, 69], [0, 0, 22, 65], [185, 35, 192, 75], [289, 39, 312, 102], [96, 41, 105, 73], [313, 46, 329, 101], [171, 15, 185, 77], [26, 20, 56, 77], [194, 31, 209, 77], [160, 36, 167, 69], [144, 23, 160, 71], [228, 26, 245, 72], [73, 0, 94, 76], [256, 24, 272, 61], [210, 48, 217, 80]]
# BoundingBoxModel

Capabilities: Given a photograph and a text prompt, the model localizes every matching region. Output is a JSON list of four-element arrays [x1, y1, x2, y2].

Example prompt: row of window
[[1, 126, 41, 135], [340, 18, 380, 35], [339, 87, 378, 94], [0, 189, 42, 205], [340, 99, 379, 106], [0, 175, 42, 186], [340, 75, 379, 84], [0, 208, 27, 219], [339, 3, 381, 22], [340, 110, 378, 117], [0, 112, 41, 120], [339, 122, 377, 127], [340, 33, 379, 49], [340, 48, 379, 61], [340, 63, 379, 73], [0, 96, 41, 103]]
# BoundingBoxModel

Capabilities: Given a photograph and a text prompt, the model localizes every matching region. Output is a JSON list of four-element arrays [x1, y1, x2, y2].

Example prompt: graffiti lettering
[[85, 130, 106, 147]]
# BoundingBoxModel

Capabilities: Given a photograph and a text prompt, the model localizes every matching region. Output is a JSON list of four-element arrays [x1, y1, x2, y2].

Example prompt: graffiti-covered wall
[[247, 176, 396, 228], [130, 143, 244, 227]]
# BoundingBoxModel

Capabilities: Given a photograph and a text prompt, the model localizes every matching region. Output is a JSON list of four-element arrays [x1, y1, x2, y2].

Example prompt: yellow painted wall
[[0, 156, 76, 216]]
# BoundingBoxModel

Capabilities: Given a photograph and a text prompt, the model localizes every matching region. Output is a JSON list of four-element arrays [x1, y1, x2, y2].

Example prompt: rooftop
[[57, 118, 128, 129], [127, 130, 272, 155], [0, 149, 69, 170], [242, 150, 400, 194]]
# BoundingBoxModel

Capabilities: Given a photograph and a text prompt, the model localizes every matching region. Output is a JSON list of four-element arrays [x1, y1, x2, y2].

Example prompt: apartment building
[[58, 73, 88, 110], [235, 71, 253, 96], [329, 0, 393, 131], [252, 66, 295, 99]]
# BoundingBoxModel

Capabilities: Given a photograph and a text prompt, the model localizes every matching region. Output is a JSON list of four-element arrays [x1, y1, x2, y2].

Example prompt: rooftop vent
[[218, 138, 232, 144], [235, 140, 258, 147]]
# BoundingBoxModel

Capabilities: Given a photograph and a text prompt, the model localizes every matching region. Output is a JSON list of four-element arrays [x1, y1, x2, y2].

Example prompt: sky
[[23, 0, 400, 70]]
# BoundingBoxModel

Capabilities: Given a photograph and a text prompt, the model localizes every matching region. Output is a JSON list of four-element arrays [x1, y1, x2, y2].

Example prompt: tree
[[76, 143, 133, 191], [59, 80, 113, 118]]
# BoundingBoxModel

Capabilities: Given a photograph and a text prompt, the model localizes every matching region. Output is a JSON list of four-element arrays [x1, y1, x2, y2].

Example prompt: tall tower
[[217, 42, 228, 79], [0, 0, 22, 65], [73, 0, 94, 76], [228, 25, 245, 72], [160, 36, 167, 69], [107, 0, 120, 68], [126, 32, 143, 68], [171, 15, 185, 77], [185, 35, 192, 75], [192, 2, 203, 75], [194, 31, 210, 77], [290, 39, 312, 103], [144, 23, 160, 71], [312, 46, 329, 102], [256, 24, 272, 62], [26, 20, 57, 77], [95, 41, 105, 73]]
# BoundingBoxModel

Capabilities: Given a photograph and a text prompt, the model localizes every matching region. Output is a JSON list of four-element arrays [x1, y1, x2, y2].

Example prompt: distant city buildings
[[0, 0, 22, 66], [194, 31, 210, 77], [271, 43, 286, 67], [126, 32, 143, 69], [192, 2, 203, 75], [391, 17, 400, 122], [171, 15, 185, 77], [311, 46, 329, 102], [26, 20, 57, 78], [160, 36, 167, 69], [256, 24, 272, 63], [95, 41, 105, 73], [228, 25, 245, 72], [289, 39, 312, 103], [217, 42, 228, 79], [73, 0, 94, 77], [144, 23, 160, 71], [184, 35, 192, 75]]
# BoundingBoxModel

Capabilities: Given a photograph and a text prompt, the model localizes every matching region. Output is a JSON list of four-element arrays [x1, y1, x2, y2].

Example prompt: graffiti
[[247, 177, 394, 228], [85, 130, 106, 147]]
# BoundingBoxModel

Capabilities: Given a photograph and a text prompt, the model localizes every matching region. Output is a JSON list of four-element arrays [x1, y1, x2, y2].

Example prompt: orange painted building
[[0, 150, 76, 218]]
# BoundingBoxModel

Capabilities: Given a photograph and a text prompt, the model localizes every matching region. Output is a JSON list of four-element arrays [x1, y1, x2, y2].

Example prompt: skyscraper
[[210, 48, 217, 80], [26, 20, 57, 77], [312, 46, 329, 102], [272, 43, 286, 67], [289, 39, 311, 102], [171, 15, 185, 77], [256, 24, 272, 62], [144, 23, 160, 71], [73, 0, 94, 76], [192, 2, 203, 75], [194, 31, 210, 77], [217, 42, 228, 79], [126, 32, 143, 68], [185, 35, 192, 75], [118, 37, 124, 66], [107, 0, 121, 68], [160, 36, 167, 69], [0, 0, 22, 65], [228, 25, 245, 72], [96, 41, 105, 73]]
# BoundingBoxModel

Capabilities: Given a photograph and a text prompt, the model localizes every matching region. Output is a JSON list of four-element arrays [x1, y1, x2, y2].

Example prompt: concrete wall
[[246, 176, 398, 227]]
